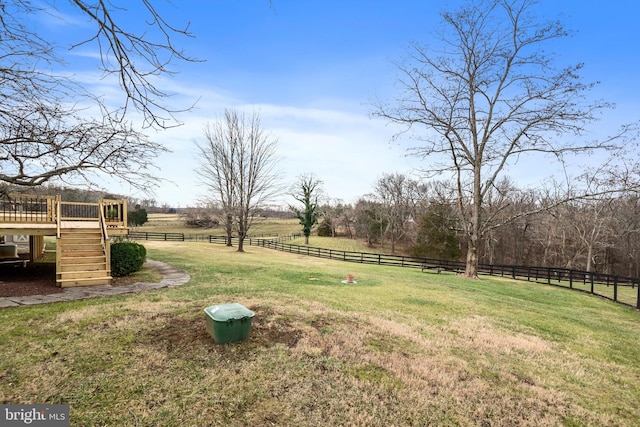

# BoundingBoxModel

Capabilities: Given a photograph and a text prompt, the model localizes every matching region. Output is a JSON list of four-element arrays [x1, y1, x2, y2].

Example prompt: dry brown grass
[[0, 296, 623, 425]]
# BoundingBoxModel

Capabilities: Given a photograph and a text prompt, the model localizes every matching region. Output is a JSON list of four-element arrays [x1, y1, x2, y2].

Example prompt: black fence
[[127, 231, 187, 241], [252, 237, 640, 310], [127, 231, 279, 243], [208, 234, 291, 246], [127, 231, 640, 310]]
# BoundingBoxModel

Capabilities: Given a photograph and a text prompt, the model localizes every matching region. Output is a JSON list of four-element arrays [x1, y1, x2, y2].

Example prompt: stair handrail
[[98, 199, 110, 243], [98, 199, 111, 274]]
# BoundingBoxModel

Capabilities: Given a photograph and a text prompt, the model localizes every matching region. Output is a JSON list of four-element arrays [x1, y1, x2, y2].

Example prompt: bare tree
[[197, 114, 238, 246], [374, 173, 419, 253], [3, 1, 197, 129], [374, 0, 635, 277], [321, 199, 354, 239], [1, 1, 198, 194], [0, 100, 167, 190], [612, 196, 640, 277], [353, 197, 387, 247], [196, 109, 281, 252]]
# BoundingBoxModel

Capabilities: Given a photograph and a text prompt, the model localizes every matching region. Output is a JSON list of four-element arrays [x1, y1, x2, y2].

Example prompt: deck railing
[[1, 193, 127, 231], [0, 193, 55, 223]]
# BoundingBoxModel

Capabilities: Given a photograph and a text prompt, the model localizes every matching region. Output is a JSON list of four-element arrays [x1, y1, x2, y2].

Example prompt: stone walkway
[[0, 259, 190, 309]]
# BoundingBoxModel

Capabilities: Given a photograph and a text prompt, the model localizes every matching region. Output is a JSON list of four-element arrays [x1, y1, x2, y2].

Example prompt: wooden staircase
[[57, 227, 112, 287]]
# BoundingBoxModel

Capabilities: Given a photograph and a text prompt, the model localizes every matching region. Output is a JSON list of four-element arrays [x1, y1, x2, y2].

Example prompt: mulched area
[[0, 262, 59, 297], [0, 262, 138, 298]]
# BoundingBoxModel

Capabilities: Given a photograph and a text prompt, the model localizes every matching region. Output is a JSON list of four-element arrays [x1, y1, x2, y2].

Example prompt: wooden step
[[60, 250, 105, 257], [60, 255, 106, 264], [58, 270, 111, 280], [60, 240, 102, 247], [59, 262, 108, 272], [60, 242, 103, 248], [60, 232, 102, 239], [57, 276, 112, 287], [59, 237, 102, 244]]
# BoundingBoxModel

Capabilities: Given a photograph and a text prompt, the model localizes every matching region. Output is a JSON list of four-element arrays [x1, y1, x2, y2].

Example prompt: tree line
[[315, 173, 640, 279]]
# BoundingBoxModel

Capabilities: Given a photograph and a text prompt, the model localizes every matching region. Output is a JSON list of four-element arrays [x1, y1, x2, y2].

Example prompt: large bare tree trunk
[[465, 171, 482, 278], [225, 213, 233, 247]]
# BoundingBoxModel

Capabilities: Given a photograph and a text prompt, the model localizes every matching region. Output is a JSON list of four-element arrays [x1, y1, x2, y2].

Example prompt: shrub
[[110, 241, 146, 277], [317, 218, 333, 237], [128, 207, 148, 226]]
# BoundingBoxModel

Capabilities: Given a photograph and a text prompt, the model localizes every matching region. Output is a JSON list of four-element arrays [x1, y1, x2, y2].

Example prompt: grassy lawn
[[2, 241, 640, 426]]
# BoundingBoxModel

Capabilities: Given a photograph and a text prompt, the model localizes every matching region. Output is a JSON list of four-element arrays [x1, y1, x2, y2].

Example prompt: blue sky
[[37, 0, 640, 207]]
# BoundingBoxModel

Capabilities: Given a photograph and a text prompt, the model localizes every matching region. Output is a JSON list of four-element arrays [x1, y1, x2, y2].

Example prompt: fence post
[[636, 281, 640, 309], [590, 274, 594, 295], [569, 270, 573, 289], [614, 276, 618, 302]]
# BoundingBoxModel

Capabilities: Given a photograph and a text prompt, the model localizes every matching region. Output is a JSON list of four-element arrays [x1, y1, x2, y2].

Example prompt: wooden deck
[[1, 194, 128, 287]]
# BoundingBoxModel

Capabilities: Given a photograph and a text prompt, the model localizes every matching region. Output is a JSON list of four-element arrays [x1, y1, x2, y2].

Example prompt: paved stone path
[[0, 259, 190, 309]]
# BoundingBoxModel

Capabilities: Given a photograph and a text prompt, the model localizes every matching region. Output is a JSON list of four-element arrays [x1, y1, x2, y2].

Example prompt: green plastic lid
[[204, 303, 255, 322]]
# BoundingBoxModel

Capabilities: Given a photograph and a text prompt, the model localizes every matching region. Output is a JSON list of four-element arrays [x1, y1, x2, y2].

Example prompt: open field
[[137, 214, 300, 236], [1, 241, 640, 426]]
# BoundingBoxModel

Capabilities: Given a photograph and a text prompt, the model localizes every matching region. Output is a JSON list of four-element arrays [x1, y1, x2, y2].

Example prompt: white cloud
[[146, 100, 415, 207]]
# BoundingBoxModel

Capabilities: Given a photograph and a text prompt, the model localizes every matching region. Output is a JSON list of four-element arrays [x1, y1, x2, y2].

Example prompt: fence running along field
[[127, 231, 280, 242], [127, 231, 640, 310]]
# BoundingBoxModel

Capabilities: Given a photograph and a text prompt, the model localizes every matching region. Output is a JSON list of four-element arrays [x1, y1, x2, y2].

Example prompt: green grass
[[2, 241, 640, 426], [289, 236, 383, 253]]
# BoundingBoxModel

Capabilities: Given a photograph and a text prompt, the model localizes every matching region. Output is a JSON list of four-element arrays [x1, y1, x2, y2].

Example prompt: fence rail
[[128, 231, 280, 243], [252, 237, 640, 310], [128, 231, 186, 241], [127, 231, 640, 310]]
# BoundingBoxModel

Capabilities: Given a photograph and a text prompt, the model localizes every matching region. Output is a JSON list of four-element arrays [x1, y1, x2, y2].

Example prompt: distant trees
[[290, 175, 323, 245], [374, 0, 635, 277], [320, 200, 354, 238], [196, 109, 281, 252], [353, 198, 387, 247], [316, 172, 640, 278], [373, 173, 424, 253]]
